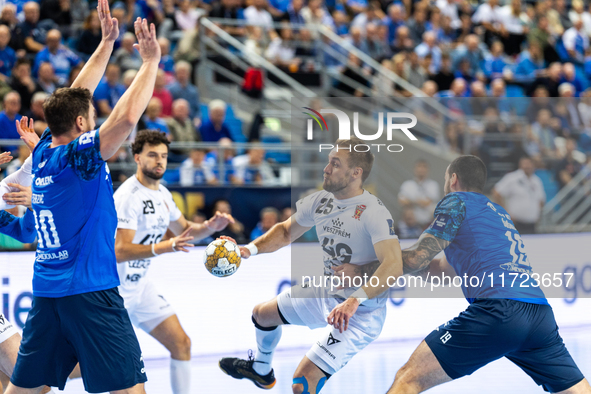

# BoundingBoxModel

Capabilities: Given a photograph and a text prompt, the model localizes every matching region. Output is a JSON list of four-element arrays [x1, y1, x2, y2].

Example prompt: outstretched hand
[[3, 184, 32, 209], [98, 0, 119, 42], [133, 18, 161, 63], [15, 117, 39, 153], [0, 152, 12, 166], [206, 211, 235, 232], [218, 236, 251, 259]]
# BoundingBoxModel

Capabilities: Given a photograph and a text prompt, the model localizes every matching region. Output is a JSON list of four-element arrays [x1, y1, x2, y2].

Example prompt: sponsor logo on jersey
[[128, 260, 150, 269], [32, 193, 44, 204], [352, 205, 366, 220], [38, 160, 46, 168], [316, 341, 337, 360], [487, 202, 497, 212], [0, 314, 5, 325], [327, 333, 341, 346], [36, 250, 69, 261], [332, 218, 343, 228], [118, 217, 130, 224], [387, 219, 396, 235], [126, 273, 142, 282], [34, 176, 53, 186], [431, 214, 449, 231], [322, 225, 351, 238]]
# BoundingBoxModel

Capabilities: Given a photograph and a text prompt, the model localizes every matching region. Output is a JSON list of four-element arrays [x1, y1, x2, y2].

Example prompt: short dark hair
[[131, 129, 170, 154], [43, 88, 93, 137], [14, 58, 30, 69], [335, 137, 375, 183], [448, 155, 487, 192]]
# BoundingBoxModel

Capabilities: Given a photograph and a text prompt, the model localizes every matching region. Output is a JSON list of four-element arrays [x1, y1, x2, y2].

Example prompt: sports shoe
[[219, 350, 276, 389]]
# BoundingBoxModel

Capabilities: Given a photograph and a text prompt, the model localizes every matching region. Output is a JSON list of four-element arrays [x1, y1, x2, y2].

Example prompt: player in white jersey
[[219, 138, 403, 393], [113, 130, 233, 394]]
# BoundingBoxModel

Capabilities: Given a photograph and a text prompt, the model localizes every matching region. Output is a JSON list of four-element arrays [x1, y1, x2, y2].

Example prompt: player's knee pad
[[292, 376, 327, 394], [252, 315, 278, 331]]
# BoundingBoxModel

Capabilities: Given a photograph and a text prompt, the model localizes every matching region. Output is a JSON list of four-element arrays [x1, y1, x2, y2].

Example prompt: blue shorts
[[11, 288, 147, 393], [425, 299, 584, 393]]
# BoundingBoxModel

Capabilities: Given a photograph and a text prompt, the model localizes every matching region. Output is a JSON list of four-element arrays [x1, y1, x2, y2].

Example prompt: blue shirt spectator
[[94, 75, 127, 118], [0, 92, 23, 153], [269, 0, 290, 13], [168, 61, 201, 120], [513, 46, 546, 84], [482, 42, 507, 80], [0, 46, 15, 79], [201, 100, 234, 142], [33, 29, 81, 85], [200, 120, 232, 142], [383, 4, 405, 45], [142, 97, 170, 136]]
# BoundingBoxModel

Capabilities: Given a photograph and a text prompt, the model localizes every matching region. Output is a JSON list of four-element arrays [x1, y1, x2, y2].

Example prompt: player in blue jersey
[[365, 155, 588, 393], [5, 0, 161, 392]]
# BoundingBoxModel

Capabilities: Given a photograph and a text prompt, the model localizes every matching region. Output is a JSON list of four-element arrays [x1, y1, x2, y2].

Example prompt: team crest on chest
[[353, 205, 366, 220]]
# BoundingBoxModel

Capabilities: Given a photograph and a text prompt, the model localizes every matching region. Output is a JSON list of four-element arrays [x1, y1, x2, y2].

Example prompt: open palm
[[98, 0, 119, 42]]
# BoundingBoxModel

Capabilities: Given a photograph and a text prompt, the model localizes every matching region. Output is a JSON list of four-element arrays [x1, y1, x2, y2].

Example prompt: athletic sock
[[253, 325, 282, 376], [170, 358, 191, 394]]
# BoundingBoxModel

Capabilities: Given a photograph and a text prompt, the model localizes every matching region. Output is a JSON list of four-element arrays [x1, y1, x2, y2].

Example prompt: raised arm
[[99, 18, 161, 160], [70, 0, 119, 93], [221, 216, 311, 259], [168, 211, 235, 240], [115, 227, 194, 263]]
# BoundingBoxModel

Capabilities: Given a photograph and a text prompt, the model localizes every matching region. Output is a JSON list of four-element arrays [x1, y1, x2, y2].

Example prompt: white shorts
[[119, 280, 176, 333], [277, 284, 386, 375], [0, 314, 18, 344]]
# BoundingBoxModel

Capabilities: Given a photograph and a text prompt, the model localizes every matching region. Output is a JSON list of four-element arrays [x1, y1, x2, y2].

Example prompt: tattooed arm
[[402, 233, 451, 275]]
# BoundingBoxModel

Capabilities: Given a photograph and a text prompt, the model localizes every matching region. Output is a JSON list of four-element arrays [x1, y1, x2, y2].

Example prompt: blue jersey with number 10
[[30, 128, 120, 297], [425, 192, 548, 305]]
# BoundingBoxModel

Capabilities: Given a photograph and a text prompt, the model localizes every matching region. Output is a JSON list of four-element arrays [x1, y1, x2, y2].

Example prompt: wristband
[[151, 243, 159, 257], [245, 243, 258, 256], [350, 288, 368, 305], [172, 240, 177, 252]]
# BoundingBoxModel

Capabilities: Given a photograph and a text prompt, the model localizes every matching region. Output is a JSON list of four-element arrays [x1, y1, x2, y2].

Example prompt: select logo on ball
[[204, 239, 241, 278]]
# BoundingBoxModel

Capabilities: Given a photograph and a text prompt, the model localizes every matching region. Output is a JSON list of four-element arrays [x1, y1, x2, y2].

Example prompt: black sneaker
[[219, 350, 276, 389]]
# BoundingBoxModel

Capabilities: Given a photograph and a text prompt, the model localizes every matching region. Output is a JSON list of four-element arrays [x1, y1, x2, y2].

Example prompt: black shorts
[[11, 288, 147, 393], [425, 299, 584, 393]]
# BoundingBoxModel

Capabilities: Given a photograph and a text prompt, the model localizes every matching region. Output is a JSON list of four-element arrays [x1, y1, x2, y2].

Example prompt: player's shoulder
[[158, 183, 175, 201], [359, 191, 390, 213], [114, 177, 142, 201], [296, 190, 331, 208], [435, 192, 467, 213]]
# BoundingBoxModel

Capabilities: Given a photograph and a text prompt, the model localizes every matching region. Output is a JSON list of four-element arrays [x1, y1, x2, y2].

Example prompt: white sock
[[170, 358, 191, 394], [253, 325, 282, 375]]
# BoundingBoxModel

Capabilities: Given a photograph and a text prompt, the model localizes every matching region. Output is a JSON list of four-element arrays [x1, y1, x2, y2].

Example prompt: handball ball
[[204, 239, 242, 277]]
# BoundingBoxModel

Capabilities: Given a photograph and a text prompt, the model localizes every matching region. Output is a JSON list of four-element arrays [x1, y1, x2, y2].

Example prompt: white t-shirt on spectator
[[232, 154, 276, 185], [436, 0, 461, 29], [398, 178, 440, 226], [497, 5, 526, 34], [494, 169, 546, 224], [175, 8, 206, 31], [472, 3, 503, 26], [562, 26, 589, 52], [244, 6, 273, 28], [265, 37, 296, 63]]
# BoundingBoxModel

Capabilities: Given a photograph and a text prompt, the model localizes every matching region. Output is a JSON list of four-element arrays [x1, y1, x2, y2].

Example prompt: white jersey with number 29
[[114, 175, 182, 293]]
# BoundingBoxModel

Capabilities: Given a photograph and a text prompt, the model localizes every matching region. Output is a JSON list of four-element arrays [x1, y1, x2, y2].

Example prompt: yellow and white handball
[[203, 239, 242, 277]]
